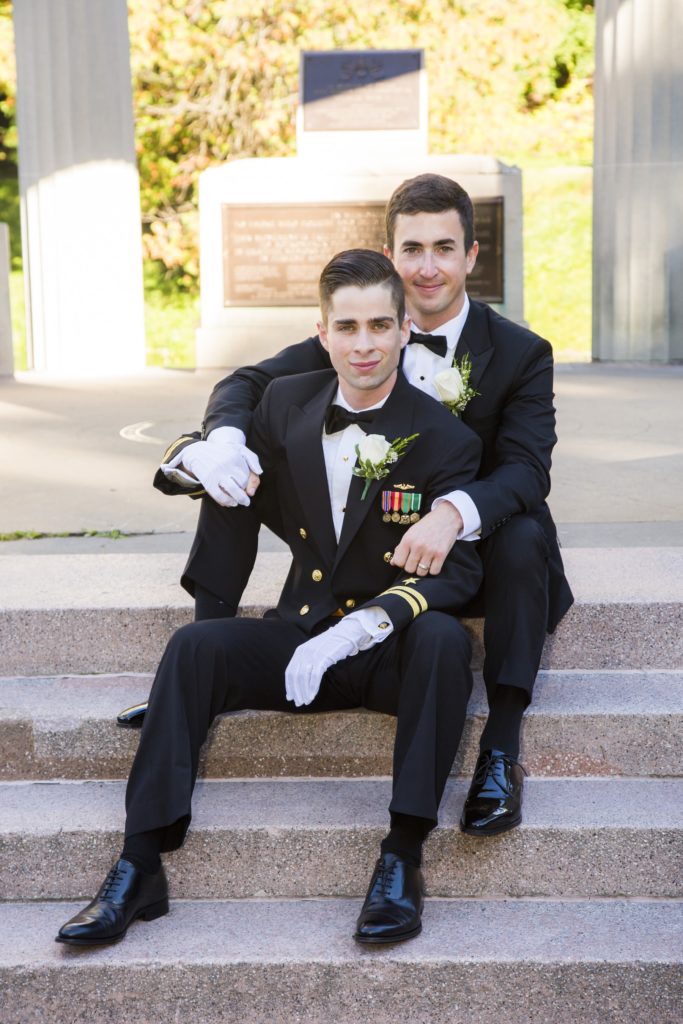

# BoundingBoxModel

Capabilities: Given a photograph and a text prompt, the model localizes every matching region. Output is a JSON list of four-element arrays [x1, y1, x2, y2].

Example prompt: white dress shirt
[[402, 296, 481, 539], [321, 387, 394, 647]]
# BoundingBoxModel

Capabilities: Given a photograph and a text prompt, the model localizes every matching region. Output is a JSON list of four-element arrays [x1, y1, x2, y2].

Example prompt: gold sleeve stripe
[[397, 586, 428, 614], [379, 586, 427, 618], [162, 435, 197, 463], [385, 585, 429, 614]]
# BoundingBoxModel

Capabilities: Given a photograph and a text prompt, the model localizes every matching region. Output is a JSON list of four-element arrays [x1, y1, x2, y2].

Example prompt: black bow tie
[[408, 330, 448, 358], [324, 404, 378, 435]]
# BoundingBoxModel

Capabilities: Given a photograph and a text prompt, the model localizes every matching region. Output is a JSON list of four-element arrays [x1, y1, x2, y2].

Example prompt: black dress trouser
[[124, 612, 473, 851], [182, 497, 551, 702]]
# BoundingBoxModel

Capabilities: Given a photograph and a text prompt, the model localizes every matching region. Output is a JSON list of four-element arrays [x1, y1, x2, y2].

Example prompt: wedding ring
[[418, 562, 430, 571]]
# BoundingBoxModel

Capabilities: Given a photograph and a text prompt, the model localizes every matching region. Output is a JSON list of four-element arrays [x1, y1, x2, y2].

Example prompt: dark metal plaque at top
[[222, 198, 504, 307], [301, 50, 422, 132]]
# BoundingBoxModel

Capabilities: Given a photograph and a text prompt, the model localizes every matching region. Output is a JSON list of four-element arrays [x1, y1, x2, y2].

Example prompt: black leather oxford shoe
[[56, 858, 168, 946], [460, 748, 526, 836], [354, 852, 424, 944], [116, 701, 148, 728]]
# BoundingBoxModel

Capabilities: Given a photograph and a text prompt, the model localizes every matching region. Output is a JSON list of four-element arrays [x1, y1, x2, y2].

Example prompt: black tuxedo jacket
[[189, 301, 572, 629], [155, 301, 572, 630], [240, 370, 482, 633]]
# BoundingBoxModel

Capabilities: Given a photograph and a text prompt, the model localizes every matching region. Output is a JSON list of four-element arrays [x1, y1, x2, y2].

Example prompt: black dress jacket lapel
[[455, 301, 494, 391], [284, 377, 339, 564]]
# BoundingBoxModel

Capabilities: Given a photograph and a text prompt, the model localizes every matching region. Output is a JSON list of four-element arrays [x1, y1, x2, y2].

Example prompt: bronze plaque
[[222, 199, 504, 307], [468, 198, 504, 304], [301, 50, 422, 132]]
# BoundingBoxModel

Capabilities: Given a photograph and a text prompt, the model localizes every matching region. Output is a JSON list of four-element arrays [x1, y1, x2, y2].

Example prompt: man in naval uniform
[[121, 173, 573, 839], [57, 249, 483, 947]]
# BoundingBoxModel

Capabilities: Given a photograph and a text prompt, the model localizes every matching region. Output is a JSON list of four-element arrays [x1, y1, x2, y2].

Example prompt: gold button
[[312, 569, 323, 582], [345, 598, 356, 609], [299, 604, 310, 615], [299, 528, 307, 540], [383, 551, 393, 563], [378, 621, 391, 630]]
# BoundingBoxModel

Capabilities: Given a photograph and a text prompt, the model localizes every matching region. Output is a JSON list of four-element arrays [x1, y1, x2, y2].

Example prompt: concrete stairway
[[1, 547, 682, 1023]]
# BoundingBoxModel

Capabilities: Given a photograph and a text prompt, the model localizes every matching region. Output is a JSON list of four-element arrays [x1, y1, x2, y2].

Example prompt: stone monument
[[196, 50, 523, 368]]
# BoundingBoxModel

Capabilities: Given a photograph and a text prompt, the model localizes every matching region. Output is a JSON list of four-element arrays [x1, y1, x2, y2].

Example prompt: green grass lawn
[[143, 265, 199, 369], [2, 167, 592, 370], [523, 165, 592, 361]]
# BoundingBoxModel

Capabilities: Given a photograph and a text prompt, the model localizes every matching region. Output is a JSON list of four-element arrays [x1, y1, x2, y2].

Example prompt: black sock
[[479, 684, 528, 760], [122, 828, 164, 875], [380, 812, 433, 868]]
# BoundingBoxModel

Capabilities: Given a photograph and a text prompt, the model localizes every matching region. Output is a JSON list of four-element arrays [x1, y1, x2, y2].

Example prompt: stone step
[[1, 669, 681, 781], [2, 898, 681, 1024], [0, 547, 681, 675], [2, 777, 681, 901]]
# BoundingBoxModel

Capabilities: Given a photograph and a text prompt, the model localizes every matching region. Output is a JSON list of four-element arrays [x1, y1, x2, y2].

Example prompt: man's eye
[[437, 245, 455, 255], [402, 246, 420, 255]]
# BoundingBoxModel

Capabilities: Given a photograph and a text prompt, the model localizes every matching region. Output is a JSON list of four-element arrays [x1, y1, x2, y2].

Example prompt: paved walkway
[[1, 363, 682, 558]]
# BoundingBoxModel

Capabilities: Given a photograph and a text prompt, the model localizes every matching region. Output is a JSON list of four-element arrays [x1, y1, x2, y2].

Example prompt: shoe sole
[[55, 897, 169, 946], [354, 923, 422, 945], [459, 814, 522, 837]]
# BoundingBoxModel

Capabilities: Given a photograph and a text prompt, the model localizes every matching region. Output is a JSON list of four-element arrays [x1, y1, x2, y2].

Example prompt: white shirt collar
[[331, 386, 390, 414], [411, 293, 470, 354]]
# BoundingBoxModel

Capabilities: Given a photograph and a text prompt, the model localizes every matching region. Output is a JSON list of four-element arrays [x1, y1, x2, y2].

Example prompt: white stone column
[[0, 224, 13, 376], [13, 0, 145, 374], [593, 0, 683, 361]]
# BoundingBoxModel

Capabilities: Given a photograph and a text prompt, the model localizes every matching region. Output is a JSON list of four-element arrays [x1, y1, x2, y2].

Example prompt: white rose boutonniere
[[353, 432, 419, 500], [434, 353, 479, 416]]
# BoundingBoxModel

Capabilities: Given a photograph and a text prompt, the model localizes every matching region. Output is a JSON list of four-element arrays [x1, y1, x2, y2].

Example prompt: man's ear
[[317, 320, 329, 350], [383, 244, 393, 262], [400, 316, 411, 349], [466, 241, 479, 275]]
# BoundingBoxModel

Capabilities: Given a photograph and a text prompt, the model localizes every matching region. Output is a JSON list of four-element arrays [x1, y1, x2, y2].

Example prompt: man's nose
[[354, 330, 375, 352], [419, 250, 438, 277]]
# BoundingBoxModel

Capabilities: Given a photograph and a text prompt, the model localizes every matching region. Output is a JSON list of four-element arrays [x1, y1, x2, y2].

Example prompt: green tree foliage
[[129, 0, 594, 289], [0, 0, 593, 292], [0, 3, 16, 171]]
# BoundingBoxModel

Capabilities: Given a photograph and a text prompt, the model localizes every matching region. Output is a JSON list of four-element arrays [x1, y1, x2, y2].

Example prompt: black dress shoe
[[460, 748, 526, 836], [116, 701, 148, 728], [354, 852, 424, 944], [55, 858, 168, 946]]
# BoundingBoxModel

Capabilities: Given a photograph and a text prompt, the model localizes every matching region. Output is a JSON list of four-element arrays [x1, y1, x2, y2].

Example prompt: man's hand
[[285, 617, 368, 707], [391, 502, 464, 576], [179, 441, 262, 507]]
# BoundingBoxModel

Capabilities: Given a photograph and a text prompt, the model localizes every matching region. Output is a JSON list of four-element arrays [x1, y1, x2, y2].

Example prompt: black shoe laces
[[472, 751, 500, 786], [99, 864, 127, 901], [375, 859, 397, 896], [472, 752, 527, 787]]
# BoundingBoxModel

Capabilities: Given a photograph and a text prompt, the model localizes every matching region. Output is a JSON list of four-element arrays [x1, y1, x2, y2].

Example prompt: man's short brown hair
[[385, 173, 475, 253], [318, 249, 405, 323]]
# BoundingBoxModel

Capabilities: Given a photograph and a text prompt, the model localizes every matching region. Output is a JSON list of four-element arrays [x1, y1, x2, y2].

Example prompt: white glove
[[285, 615, 371, 708], [180, 435, 262, 507]]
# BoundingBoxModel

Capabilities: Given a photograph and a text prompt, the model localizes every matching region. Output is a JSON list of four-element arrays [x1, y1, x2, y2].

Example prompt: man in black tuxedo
[[125, 173, 573, 837], [58, 250, 482, 947]]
